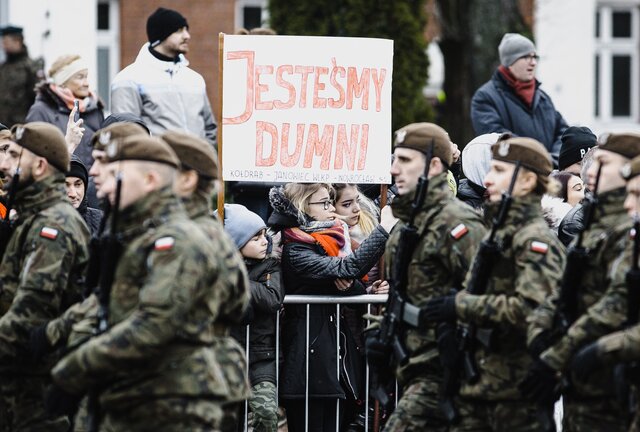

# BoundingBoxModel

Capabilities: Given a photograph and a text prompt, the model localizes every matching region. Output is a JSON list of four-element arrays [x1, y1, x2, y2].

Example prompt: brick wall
[[119, 0, 236, 120]]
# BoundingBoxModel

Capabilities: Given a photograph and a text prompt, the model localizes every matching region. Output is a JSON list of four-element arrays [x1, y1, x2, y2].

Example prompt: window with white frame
[[235, 0, 268, 31], [594, 4, 640, 122], [96, 0, 119, 111]]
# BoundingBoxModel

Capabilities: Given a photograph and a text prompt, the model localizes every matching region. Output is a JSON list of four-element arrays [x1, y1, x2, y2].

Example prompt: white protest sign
[[221, 35, 393, 184]]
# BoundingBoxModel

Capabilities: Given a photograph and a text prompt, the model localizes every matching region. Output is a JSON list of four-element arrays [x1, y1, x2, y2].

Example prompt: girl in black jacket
[[268, 183, 393, 432]]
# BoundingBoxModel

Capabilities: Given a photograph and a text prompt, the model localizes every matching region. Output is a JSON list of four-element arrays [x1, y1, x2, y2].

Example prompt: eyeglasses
[[521, 54, 540, 62], [308, 200, 334, 210]]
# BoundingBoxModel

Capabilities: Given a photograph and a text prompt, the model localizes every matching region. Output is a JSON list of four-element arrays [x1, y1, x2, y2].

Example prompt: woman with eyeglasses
[[268, 182, 396, 432]]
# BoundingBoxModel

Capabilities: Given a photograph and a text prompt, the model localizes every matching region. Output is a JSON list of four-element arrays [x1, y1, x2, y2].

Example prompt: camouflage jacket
[[386, 173, 487, 384], [182, 190, 251, 402], [457, 193, 565, 401], [0, 173, 89, 375], [52, 188, 233, 410], [0, 50, 40, 126], [530, 188, 631, 397]]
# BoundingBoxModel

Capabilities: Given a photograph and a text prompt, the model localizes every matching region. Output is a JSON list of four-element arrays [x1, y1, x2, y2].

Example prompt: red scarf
[[283, 221, 347, 257], [498, 65, 536, 108]]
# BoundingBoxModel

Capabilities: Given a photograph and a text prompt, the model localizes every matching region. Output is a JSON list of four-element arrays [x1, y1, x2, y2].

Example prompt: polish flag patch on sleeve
[[450, 223, 469, 240], [40, 227, 59, 240], [154, 237, 175, 251], [531, 241, 549, 254]]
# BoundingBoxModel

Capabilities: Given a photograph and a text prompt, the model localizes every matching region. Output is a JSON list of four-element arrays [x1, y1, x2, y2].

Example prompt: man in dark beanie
[[558, 126, 597, 175], [471, 32, 568, 166], [65, 155, 103, 236], [0, 122, 89, 431], [110, 7, 217, 148]]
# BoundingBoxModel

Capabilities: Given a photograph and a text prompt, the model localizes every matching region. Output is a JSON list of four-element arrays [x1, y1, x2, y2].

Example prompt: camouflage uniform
[[51, 187, 239, 431], [453, 194, 565, 431], [384, 172, 487, 431], [0, 49, 40, 127], [182, 189, 252, 430], [0, 172, 90, 432], [529, 187, 631, 431]]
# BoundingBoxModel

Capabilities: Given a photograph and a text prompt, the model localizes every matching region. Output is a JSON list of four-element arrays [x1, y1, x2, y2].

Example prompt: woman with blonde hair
[[26, 54, 104, 170], [268, 182, 395, 432]]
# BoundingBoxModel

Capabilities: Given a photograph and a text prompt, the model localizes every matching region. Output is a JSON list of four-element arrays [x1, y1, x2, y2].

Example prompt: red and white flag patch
[[154, 237, 175, 251], [531, 241, 549, 254], [40, 227, 59, 240], [450, 223, 469, 240]]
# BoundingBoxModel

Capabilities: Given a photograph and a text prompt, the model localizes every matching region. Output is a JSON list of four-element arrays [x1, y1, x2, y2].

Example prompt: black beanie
[[558, 126, 597, 171], [67, 156, 88, 190], [146, 8, 188, 47]]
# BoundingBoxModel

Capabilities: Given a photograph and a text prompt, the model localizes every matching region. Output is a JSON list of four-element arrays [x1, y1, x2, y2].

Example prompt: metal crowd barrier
[[242, 294, 392, 432]]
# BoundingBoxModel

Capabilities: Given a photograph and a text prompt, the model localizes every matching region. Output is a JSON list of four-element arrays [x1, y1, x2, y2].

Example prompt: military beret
[[599, 133, 640, 160], [0, 25, 23, 36], [104, 135, 179, 168], [11, 122, 69, 172], [393, 122, 453, 166], [620, 155, 640, 180], [161, 131, 218, 179], [491, 136, 553, 176], [90, 122, 148, 151]]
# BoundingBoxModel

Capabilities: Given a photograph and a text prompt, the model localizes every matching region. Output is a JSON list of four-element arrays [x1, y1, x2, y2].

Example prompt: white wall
[[7, 0, 98, 89], [535, 0, 597, 128]]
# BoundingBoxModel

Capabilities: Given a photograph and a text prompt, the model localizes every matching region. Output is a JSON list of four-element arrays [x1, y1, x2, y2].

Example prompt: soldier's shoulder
[[442, 198, 485, 225], [32, 201, 89, 239], [512, 218, 563, 255]]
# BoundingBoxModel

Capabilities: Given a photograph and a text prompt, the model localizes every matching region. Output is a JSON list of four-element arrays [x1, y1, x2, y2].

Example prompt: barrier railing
[[242, 294, 391, 432]]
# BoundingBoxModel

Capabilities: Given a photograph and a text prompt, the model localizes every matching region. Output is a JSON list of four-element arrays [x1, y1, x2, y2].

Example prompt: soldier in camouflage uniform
[[0, 26, 41, 127], [525, 134, 640, 432], [0, 122, 89, 431], [162, 130, 251, 430], [49, 135, 244, 431], [424, 137, 565, 431], [367, 123, 487, 431]]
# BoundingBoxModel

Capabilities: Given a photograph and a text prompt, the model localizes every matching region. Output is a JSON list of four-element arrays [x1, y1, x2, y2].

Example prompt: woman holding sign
[[268, 182, 395, 432]]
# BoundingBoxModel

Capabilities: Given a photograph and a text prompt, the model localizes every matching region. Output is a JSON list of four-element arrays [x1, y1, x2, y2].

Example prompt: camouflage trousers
[[0, 376, 69, 432], [99, 397, 224, 431], [450, 397, 548, 432], [562, 396, 629, 432], [384, 377, 448, 432], [248, 381, 278, 432]]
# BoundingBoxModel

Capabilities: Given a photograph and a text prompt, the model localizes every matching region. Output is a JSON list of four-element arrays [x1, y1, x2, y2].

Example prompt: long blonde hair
[[333, 183, 379, 236], [283, 182, 334, 222]]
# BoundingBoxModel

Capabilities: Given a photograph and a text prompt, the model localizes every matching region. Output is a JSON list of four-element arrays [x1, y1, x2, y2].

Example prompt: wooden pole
[[216, 32, 225, 220]]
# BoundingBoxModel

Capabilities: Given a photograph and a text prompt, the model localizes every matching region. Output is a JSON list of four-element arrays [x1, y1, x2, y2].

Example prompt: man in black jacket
[[65, 155, 102, 236], [471, 33, 567, 166]]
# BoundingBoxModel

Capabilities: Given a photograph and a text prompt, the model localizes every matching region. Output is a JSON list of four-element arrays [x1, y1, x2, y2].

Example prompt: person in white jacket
[[110, 7, 217, 148]]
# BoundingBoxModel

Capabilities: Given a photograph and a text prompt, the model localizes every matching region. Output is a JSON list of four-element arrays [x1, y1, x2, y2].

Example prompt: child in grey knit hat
[[224, 204, 283, 432]]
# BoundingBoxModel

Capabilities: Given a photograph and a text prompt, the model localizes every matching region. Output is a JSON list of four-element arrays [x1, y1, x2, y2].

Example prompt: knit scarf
[[283, 220, 352, 257], [498, 65, 536, 108], [49, 84, 97, 112]]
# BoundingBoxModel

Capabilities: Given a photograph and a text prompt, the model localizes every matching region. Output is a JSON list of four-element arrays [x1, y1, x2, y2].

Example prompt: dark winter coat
[[231, 256, 283, 386], [268, 187, 388, 400], [471, 70, 568, 165], [558, 202, 585, 247], [26, 82, 104, 169], [69, 155, 103, 237], [457, 178, 486, 211]]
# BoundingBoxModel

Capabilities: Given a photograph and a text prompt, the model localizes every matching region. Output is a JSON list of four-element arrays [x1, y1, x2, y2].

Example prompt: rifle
[[370, 143, 434, 407], [458, 162, 521, 384], [0, 162, 21, 259], [87, 172, 123, 432], [553, 164, 602, 335]]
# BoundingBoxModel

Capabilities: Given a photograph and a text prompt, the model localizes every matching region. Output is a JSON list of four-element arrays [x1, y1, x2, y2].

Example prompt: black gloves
[[528, 330, 554, 358], [570, 342, 601, 381], [519, 359, 559, 404], [365, 329, 390, 370], [29, 324, 53, 362], [44, 384, 82, 417], [423, 295, 457, 322]]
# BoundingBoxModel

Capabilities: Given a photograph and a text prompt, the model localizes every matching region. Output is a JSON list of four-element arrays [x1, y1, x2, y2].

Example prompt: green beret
[[621, 154, 640, 180], [161, 131, 218, 179], [104, 135, 179, 168], [491, 136, 552, 176], [393, 122, 453, 166], [90, 122, 148, 151], [11, 122, 69, 172], [599, 133, 640, 160]]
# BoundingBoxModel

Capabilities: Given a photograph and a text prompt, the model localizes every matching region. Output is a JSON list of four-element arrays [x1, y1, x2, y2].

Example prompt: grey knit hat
[[499, 33, 536, 67], [223, 204, 266, 249]]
